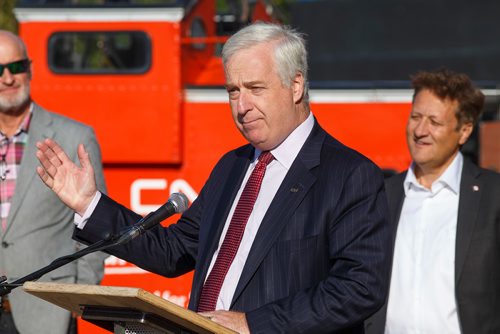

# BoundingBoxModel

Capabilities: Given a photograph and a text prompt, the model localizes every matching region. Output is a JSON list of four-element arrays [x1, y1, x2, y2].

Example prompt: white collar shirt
[[209, 112, 315, 310], [385, 152, 464, 334]]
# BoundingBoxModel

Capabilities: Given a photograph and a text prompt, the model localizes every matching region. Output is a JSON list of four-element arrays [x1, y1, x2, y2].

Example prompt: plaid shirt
[[0, 109, 32, 231]]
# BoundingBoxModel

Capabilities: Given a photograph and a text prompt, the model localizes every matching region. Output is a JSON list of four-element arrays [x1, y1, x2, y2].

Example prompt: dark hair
[[411, 68, 484, 127]]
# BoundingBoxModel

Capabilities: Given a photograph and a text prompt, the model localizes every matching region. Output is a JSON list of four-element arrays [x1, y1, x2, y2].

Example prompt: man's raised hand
[[36, 138, 97, 215]]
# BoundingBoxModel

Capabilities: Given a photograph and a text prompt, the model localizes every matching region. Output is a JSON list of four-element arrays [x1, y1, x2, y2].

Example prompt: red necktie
[[197, 151, 274, 312]]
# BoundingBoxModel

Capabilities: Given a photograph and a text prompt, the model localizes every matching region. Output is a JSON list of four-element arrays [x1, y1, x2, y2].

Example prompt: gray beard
[[0, 83, 31, 113]]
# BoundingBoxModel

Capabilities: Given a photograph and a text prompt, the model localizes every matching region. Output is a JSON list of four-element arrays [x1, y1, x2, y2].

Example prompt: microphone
[[115, 192, 189, 245]]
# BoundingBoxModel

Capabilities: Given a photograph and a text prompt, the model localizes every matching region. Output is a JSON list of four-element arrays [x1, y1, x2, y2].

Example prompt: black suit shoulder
[[322, 131, 380, 167], [461, 159, 500, 206], [384, 172, 406, 191], [384, 172, 406, 205], [476, 165, 500, 183]]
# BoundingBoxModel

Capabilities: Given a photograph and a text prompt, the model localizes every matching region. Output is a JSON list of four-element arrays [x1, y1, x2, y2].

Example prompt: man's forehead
[[415, 90, 457, 107], [412, 101, 459, 121], [0, 35, 26, 60], [224, 55, 276, 85]]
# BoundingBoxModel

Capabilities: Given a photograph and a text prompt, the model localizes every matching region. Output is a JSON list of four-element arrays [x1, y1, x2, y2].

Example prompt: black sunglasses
[[0, 59, 30, 76]]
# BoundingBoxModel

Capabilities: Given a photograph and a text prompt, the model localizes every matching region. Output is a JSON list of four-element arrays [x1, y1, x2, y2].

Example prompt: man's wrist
[[76, 192, 98, 216], [74, 192, 101, 229]]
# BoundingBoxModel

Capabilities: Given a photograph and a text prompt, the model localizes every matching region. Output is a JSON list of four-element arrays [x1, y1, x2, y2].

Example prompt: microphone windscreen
[[169, 192, 189, 213]]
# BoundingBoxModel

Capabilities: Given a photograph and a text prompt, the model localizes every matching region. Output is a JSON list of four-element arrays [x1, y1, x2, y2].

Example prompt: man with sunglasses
[[0, 30, 107, 334]]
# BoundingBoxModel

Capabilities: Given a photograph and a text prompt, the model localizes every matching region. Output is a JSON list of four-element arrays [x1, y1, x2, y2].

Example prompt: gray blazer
[[365, 158, 500, 334], [0, 103, 107, 334]]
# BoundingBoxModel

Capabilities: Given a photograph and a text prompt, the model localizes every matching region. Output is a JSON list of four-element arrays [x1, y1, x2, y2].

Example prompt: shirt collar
[[254, 112, 314, 169], [19, 103, 33, 134], [404, 152, 463, 195]]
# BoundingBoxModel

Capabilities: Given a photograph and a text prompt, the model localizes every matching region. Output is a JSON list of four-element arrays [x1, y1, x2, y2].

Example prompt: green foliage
[[0, 0, 18, 33], [269, 0, 295, 24]]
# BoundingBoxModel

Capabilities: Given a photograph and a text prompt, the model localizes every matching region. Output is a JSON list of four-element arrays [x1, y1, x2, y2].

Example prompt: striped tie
[[197, 151, 274, 312]]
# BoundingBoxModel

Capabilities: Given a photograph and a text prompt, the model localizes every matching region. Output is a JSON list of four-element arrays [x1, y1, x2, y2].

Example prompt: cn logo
[[130, 178, 198, 215]]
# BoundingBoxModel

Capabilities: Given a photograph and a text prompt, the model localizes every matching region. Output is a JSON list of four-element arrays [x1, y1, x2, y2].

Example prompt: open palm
[[36, 138, 97, 215]]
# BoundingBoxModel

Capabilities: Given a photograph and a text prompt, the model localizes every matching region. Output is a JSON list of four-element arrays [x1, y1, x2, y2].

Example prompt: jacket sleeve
[[72, 149, 230, 279]]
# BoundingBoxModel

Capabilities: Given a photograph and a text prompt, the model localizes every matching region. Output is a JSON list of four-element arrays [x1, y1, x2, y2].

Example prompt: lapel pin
[[472, 185, 479, 192], [290, 185, 300, 193]]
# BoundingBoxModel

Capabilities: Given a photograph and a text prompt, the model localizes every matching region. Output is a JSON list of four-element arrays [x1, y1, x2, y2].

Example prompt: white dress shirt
[[207, 112, 314, 310], [385, 152, 464, 334]]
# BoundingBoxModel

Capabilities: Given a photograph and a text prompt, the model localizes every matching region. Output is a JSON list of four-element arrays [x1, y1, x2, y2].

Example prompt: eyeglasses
[[0, 59, 30, 77]]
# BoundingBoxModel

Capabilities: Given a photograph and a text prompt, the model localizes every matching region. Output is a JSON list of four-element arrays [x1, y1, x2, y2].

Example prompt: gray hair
[[222, 22, 309, 105]]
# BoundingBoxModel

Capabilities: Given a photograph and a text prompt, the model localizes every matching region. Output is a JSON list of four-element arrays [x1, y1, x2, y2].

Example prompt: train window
[[189, 16, 207, 50], [48, 31, 151, 74]]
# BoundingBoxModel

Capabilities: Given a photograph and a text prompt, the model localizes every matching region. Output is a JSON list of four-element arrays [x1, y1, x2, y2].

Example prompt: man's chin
[[410, 145, 432, 157], [0, 97, 30, 114], [410, 150, 433, 165], [246, 138, 273, 151], [242, 131, 264, 147]]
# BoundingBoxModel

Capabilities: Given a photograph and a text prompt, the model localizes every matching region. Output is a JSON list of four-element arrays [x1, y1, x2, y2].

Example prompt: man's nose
[[0, 68, 15, 85], [413, 119, 429, 137], [237, 91, 252, 114]]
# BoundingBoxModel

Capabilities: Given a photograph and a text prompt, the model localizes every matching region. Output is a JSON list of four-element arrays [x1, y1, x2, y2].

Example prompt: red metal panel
[[313, 103, 412, 172], [20, 21, 182, 164]]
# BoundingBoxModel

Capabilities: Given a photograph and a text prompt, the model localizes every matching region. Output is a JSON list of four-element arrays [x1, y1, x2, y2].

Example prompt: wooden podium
[[23, 282, 236, 334]]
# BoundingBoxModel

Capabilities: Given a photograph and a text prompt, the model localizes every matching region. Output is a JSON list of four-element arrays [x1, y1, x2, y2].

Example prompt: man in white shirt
[[36, 23, 392, 333], [365, 69, 500, 334]]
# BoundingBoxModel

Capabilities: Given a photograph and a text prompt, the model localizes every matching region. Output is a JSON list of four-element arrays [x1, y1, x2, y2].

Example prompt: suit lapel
[[4, 104, 54, 236], [230, 124, 324, 307], [455, 159, 481, 283]]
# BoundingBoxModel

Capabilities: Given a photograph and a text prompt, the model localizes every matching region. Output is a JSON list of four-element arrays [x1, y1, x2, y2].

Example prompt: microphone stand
[[0, 212, 155, 297]]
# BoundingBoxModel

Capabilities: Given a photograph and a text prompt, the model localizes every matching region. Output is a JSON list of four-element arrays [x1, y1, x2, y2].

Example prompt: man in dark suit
[[36, 23, 392, 333], [365, 69, 500, 334]]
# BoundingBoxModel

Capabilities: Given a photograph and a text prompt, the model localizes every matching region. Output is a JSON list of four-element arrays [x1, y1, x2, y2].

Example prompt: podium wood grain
[[23, 282, 236, 334]]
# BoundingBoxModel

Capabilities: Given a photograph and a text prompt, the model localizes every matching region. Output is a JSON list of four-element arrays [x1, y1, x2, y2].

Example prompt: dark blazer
[[76, 121, 392, 333], [365, 158, 500, 334]]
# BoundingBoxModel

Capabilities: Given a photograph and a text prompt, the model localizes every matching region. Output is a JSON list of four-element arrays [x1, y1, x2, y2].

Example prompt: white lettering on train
[[130, 178, 198, 215]]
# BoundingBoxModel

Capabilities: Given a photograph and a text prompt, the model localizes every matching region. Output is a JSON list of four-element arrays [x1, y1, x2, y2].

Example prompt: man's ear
[[292, 72, 305, 104], [458, 122, 473, 145]]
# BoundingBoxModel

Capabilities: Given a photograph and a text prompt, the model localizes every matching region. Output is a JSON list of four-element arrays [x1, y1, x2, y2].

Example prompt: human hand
[[199, 310, 249, 334], [36, 138, 97, 215]]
